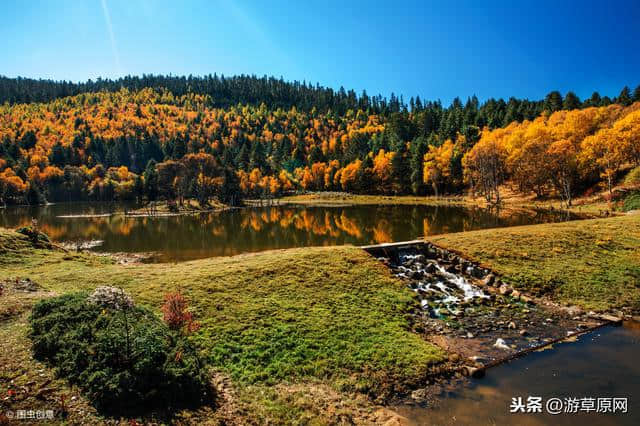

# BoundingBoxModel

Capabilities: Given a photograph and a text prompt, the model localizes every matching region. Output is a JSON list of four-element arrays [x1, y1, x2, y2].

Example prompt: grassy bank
[[274, 191, 615, 217], [0, 228, 443, 423], [274, 192, 472, 207], [428, 214, 640, 312]]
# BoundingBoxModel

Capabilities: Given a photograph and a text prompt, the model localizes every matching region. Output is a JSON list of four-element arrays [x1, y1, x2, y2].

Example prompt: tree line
[[0, 77, 638, 207]]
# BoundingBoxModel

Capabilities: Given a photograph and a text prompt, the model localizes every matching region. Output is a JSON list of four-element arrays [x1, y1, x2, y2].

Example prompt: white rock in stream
[[493, 338, 511, 350]]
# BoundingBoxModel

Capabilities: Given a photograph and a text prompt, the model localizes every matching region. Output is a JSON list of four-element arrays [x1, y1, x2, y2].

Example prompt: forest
[[0, 75, 639, 206]]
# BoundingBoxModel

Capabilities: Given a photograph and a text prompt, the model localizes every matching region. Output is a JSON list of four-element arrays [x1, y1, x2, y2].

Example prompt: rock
[[411, 389, 427, 400], [414, 254, 426, 263], [408, 270, 423, 280], [507, 321, 516, 329], [561, 305, 584, 317], [425, 263, 437, 274], [445, 264, 458, 273], [592, 314, 623, 325], [519, 329, 529, 336], [12, 278, 40, 292], [482, 274, 496, 286], [449, 353, 461, 363], [511, 290, 521, 299], [466, 332, 475, 339], [493, 338, 511, 350], [470, 267, 485, 279], [462, 365, 485, 378], [498, 285, 512, 296]]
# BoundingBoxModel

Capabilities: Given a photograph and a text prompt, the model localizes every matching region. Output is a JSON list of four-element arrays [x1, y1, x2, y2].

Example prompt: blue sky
[[1, 0, 639, 103]]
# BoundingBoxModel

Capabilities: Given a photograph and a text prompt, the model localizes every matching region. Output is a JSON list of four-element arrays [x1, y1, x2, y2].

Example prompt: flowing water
[[0, 201, 581, 262]]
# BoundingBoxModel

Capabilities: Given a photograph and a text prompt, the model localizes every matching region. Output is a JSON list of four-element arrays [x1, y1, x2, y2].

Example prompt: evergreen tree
[[563, 91, 581, 110], [586, 91, 602, 107], [143, 160, 159, 202], [235, 141, 250, 170], [49, 142, 67, 167], [357, 155, 374, 194], [617, 86, 632, 106], [543, 91, 563, 112], [249, 141, 267, 171], [409, 136, 428, 195], [220, 167, 242, 206], [633, 85, 640, 103], [391, 142, 410, 194]]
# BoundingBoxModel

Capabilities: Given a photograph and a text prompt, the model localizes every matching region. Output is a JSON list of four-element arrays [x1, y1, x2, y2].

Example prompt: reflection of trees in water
[[0, 203, 583, 261]]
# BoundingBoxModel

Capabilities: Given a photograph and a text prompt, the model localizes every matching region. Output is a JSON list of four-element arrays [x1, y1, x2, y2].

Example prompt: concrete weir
[[360, 239, 623, 377]]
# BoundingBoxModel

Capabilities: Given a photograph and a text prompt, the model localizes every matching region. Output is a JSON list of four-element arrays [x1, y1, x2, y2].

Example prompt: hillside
[[0, 77, 639, 207]]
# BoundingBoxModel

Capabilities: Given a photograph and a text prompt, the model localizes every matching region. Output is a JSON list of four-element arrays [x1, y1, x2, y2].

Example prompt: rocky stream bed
[[364, 241, 622, 404]]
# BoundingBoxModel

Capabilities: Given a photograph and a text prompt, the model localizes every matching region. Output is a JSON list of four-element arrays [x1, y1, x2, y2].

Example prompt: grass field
[[429, 214, 640, 311], [0, 228, 443, 423], [2, 213, 639, 422]]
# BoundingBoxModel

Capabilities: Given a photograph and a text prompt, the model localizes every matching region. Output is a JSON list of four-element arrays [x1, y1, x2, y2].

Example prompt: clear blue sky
[[2, 0, 639, 103]]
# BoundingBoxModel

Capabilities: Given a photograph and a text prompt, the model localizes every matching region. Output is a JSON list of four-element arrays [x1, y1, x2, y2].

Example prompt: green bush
[[622, 192, 640, 212], [16, 226, 50, 244], [625, 166, 640, 185], [29, 293, 211, 416]]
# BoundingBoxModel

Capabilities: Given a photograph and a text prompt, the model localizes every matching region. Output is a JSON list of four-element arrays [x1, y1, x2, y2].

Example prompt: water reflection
[[0, 202, 583, 262]]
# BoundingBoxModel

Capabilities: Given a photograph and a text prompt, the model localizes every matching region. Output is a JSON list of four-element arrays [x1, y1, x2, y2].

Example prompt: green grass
[[622, 192, 640, 212], [429, 215, 640, 311], [0, 229, 443, 400], [275, 192, 471, 207]]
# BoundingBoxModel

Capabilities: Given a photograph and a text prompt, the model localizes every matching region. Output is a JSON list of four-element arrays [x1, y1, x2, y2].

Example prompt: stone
[[449, 353, 461, 363], [507, 321, 516, 329], [462, 365, 485, 378], [408, 270, 423, 280], [511, 290, 521, 299], [493, 338, 511, 350], [471, 267, 485, 279], [466, 332, 474, 339], [498, 285, 512, 296], [593, 314, 623, 325], [425, 263, 437, 274], [411, 389, 427, 400], [561, 305, 584, 317], [482, 274, 496, 286], [519, 329, 529, 336]]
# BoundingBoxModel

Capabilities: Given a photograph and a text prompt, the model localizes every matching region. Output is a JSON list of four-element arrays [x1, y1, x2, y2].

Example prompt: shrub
[[29, 293, 211, 416], [16, 226, 50, 245], [622, 192, 640, 212], [625, 166, 640, 186], [161, 291, 200, 334]]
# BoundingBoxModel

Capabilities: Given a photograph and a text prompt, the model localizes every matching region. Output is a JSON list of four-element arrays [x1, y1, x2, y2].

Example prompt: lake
[[0, 202, 582, 262]]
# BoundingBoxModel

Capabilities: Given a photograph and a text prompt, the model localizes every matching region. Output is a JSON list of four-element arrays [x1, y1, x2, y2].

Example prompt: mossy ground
[[429, 214, 640, 311], [0, 228, 442, 423]]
